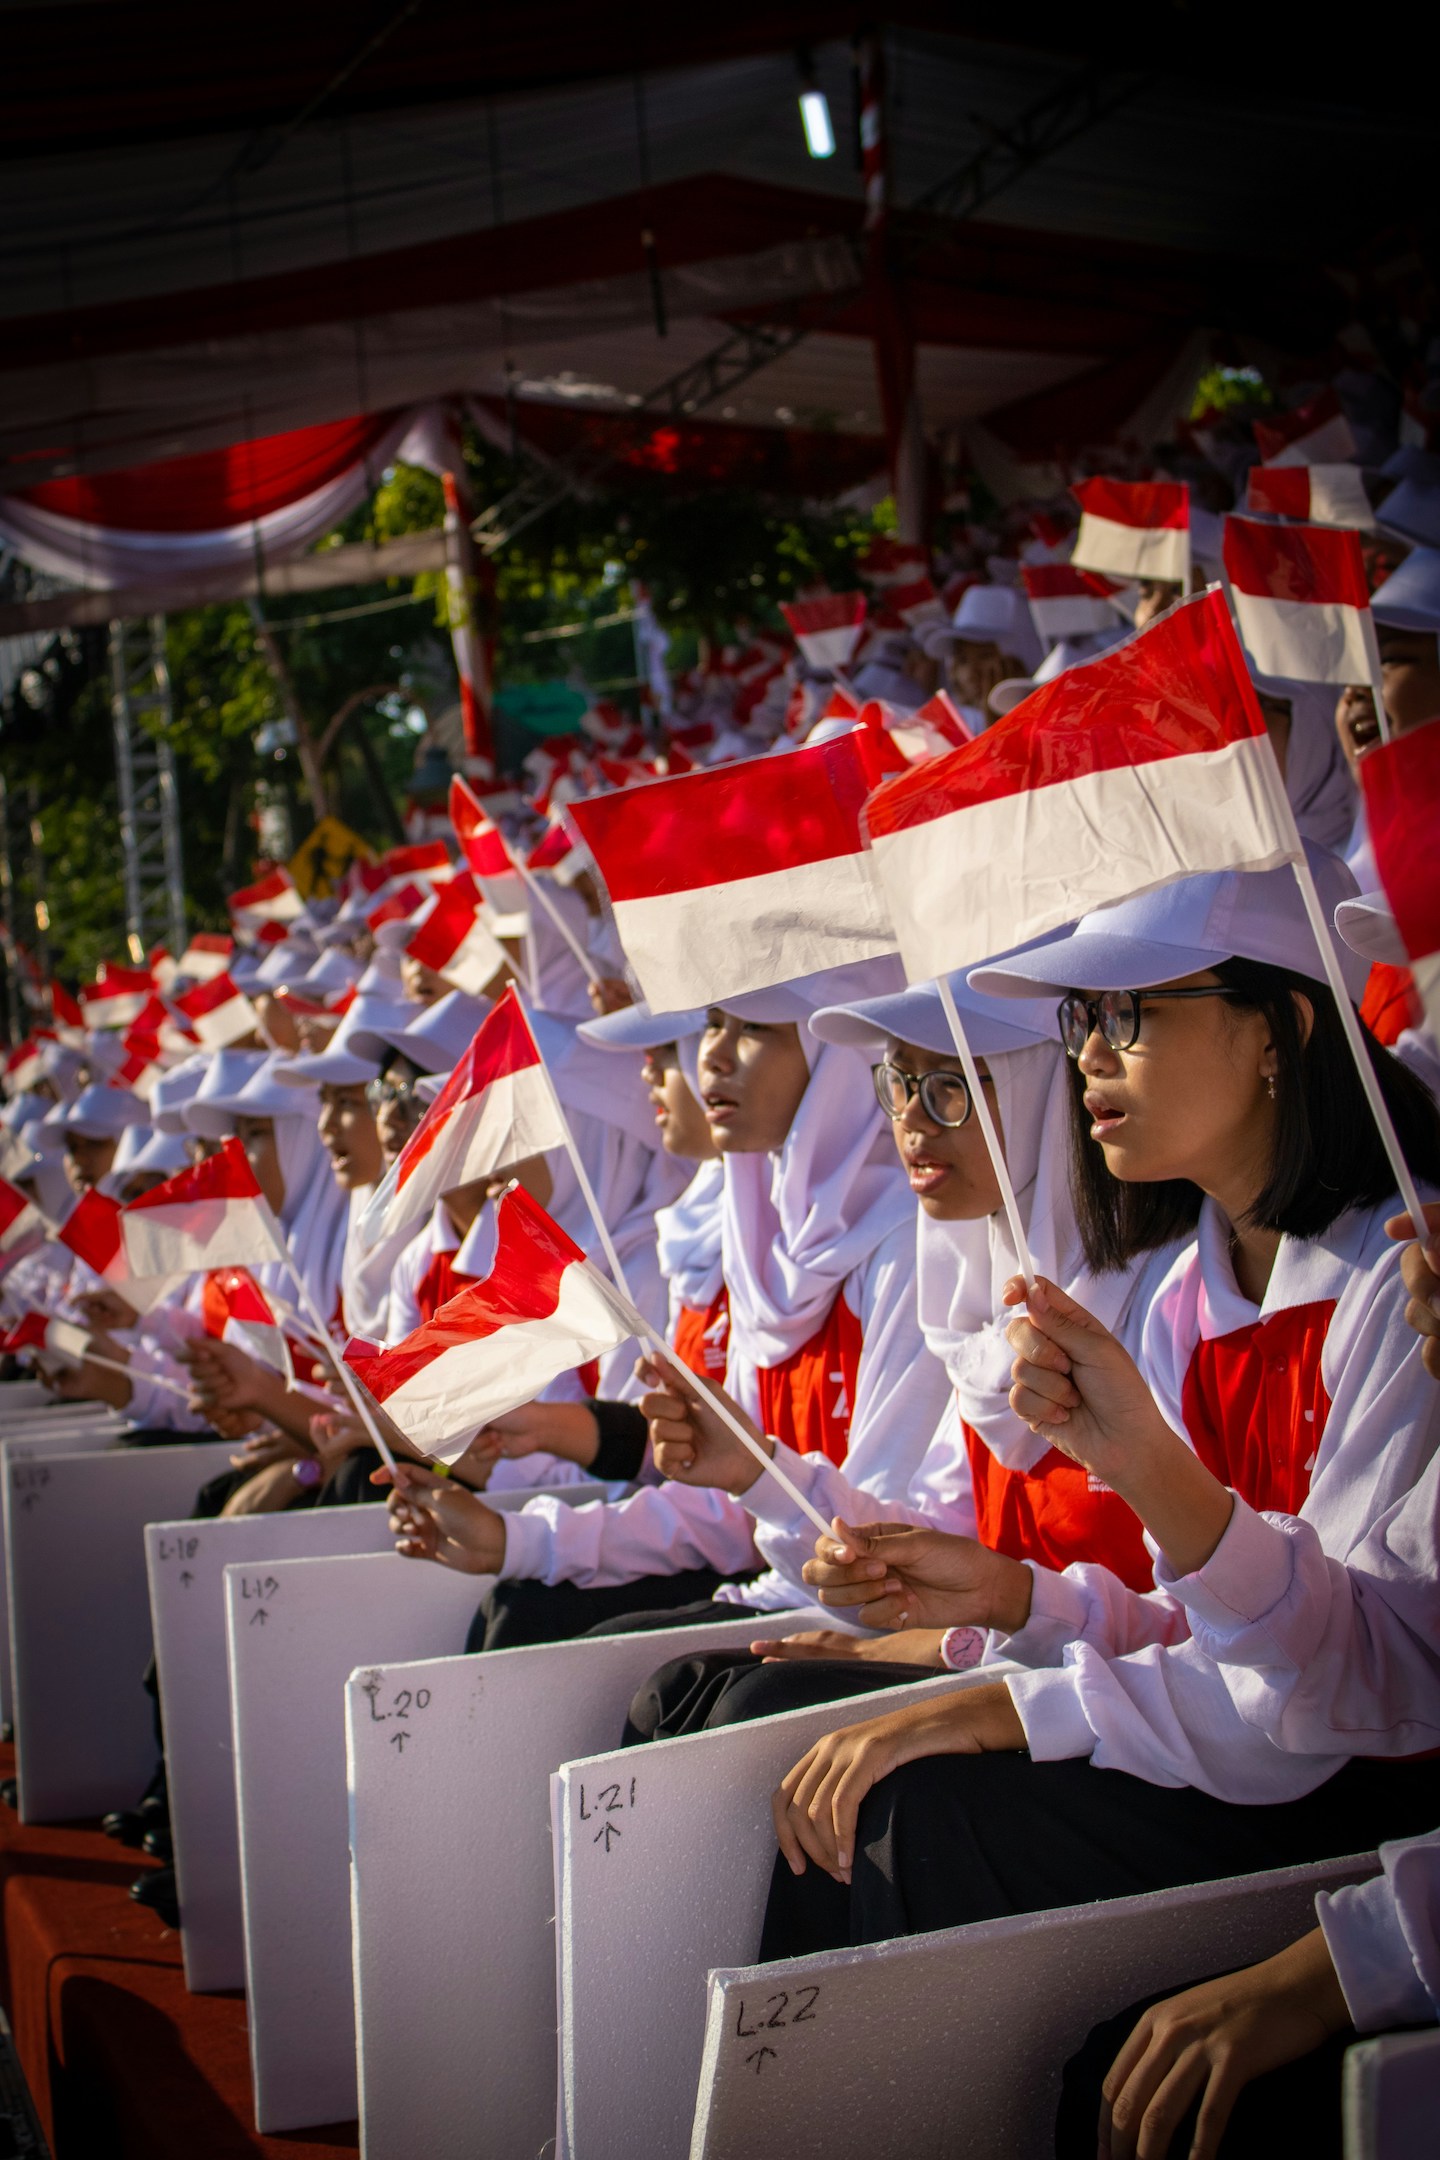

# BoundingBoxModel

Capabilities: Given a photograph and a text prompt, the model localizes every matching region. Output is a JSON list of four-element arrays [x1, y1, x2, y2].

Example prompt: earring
[[1266, 1075, 1276, 1101]]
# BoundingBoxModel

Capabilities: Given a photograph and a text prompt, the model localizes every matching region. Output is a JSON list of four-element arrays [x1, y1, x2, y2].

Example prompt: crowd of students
[[3, 404, 1439, 2157]]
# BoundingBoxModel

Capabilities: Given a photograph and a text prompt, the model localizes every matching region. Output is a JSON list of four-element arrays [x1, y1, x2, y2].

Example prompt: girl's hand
[[384, 1463, 508, 1574], [801, 1517, 1032, 1634], [637, 1354, 770, 1494], [750, 1626, 949, 1669], [1099, 1927, 1350, 2160], [1003, 1275, 1174, 1481], [1387, 1202, 1440, 1382], [771, 1682, 1025, 1881]]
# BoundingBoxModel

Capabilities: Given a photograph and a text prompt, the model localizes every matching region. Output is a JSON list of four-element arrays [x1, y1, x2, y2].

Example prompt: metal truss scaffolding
[[108, 616, 187, 962]]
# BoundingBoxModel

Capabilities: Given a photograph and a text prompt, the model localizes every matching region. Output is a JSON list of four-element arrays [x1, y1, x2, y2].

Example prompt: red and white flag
[[885, 575, 947, 629], [1245, 463, 1373, 530], [0, 1176, 46, 1260], [228, 868, 304, 929], [1254, 388, 1356, 469], [3, 1312, 93, 1369], [1021, 562, 1125, 640], [1360, 720, 1440, 1042], [355, 986, 565, 1256], [50, 982, 85, 1038], [864, 589, 1297, 983], [1071, 478, 1189, 584], [366, 881, 429, 934], [526, 817, 587, 887], [1221, 515, 1376, 686], [403, 876, 506, 996], [173, 971, 260, 1050], [58, 1138, 275, 1301], [3, 1037, 48, 1093], [112, 1028, 165, 1100], [379, 840, 452, 883], [568, 728, 902, 1010], [780, 592, 867, 672], [449, 776, 529, 920], [200, 1266, 313, 1383], [857, 537, 930, 587], [344, 1185, 635, 1463], [79, 963, 155, 1030], [174, 932, 236, 984]]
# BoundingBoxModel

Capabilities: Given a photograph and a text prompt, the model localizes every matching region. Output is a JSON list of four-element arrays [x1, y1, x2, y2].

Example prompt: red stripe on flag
[[366, 882, 427, 932], [174, 971, 244, 1021], [125, 1135, 262, 1214], [58, 1189, 124, 1276], [864, 589, 1265, 836], [568, 728, 897, 902], [50, 984, 83, 1028], [0, 1180, 30, 1236], [390, 985, 541, 1192], [779, 592, 867, 641], [1021, 563, 1121, 600], [405, 878, 479, 970], [201, 1267, 276, 1335], [1221, 516, 1371, 610], [228, 869, 295, 912], [1360, 723, 1440, 965], [450, 776, 516, 878], [1070, 478, 1188, 531], [380, 841, 451, 879], [1254, 388, 1343, 463], [1245, 467, 1311, 520], [345, 1185, 584, 1400]]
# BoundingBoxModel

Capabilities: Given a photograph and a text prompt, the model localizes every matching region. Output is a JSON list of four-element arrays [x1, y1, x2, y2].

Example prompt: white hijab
[[917, 1041, 1165, 1471], [1276, 679, 1357, 852], [722, 1033, 913, 1367], [656, 1157, 724, 1310]]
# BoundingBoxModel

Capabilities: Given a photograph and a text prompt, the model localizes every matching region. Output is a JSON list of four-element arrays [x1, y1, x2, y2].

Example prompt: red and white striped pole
[[442, 468, 496, 781], [856, 33, 925, 545]]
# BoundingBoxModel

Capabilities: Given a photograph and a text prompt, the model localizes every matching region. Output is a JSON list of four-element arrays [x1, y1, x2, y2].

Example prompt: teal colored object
[[495, 683, 590, 736]]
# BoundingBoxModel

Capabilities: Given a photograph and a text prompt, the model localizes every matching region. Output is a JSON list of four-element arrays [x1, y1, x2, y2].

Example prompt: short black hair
[[1067, 955, 1440, 1271]]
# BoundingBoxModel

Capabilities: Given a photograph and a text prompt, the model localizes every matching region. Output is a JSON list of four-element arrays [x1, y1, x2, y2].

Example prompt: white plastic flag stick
[[254, 1201, 399, 1473], [634, 1323, 835, 1543], [514, 856, 603, 985], [1358, 609, 1394, 747], [1254, 755, 1425, 1232], [936, 975, 1038, 1287], [511, 986, 636, 1304]]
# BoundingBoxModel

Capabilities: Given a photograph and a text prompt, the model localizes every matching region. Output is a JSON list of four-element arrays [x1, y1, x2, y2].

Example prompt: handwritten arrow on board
[[593, 1821, 621, 1852], [745, 2047, 777, 2074], [391, 1731, 410, 1753], [249, 1608, 269, 1626]]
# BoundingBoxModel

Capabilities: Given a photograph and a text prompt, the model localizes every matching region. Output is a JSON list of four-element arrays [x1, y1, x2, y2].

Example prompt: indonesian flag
[[50, 982, 85, 1036], [174, 932, 236, 984], [344, 1185, 636, 1463], [229, 868, 304, 928], [526, 818, 587, 888], [449, 776, 528, 920], [112, 1029, 165, 1100], [1222, 516, 1375, 686], [380, 840, 451, 882], [1021, 562, 1124, 640], [1254, 388, 1356, 469], [885, 575, 947, 629], [80, 963, 155, 1030], [201, 1266, 305, 1383], [785, 680, 858, 740], [4, 1037, 47, 1093], [780, 593, 867, 672], [403, 876, 506, 996], [1071, 479, 1189, 584], [4, 1312, 93, 1369], [857, 538, 930, 588], [366, 881, 428, 933], [568, 728, 901, 1011], [864, 589, 1297, 984], [1245, 463, 1373, 530], [1360, 721, 1440, 1042], [58, 1139, 275, 1302], [0, 1176, 46, 1260], [355, 986, 565, 1255], [885, 688, 975, 767], [173, 971, 260, 1050]]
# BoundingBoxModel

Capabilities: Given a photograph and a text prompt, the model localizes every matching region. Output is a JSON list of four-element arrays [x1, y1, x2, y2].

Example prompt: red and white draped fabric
[[0, 411, 423, 589]]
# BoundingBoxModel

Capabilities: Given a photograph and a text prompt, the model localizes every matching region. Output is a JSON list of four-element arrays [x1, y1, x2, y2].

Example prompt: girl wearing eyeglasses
[[757, 845, 1440, 1963]]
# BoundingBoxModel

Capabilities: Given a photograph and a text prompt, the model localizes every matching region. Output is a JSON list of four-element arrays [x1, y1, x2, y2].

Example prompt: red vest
[[1360, 961, 1419, 1047], [755, 1293, 863, 1467], [671, 1288, 730, 1381], [415, 1246, 469, 1325], [966, 1419, 1154, 1592], [1180, 1299, 1336, 1515]]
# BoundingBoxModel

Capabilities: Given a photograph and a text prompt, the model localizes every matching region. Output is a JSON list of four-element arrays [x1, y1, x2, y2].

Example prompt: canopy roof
[[1, 8, 1428, 494]]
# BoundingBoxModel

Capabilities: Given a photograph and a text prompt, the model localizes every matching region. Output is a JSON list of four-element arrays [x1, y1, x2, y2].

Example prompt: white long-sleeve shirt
[[1002, 1197, 1440, 1800], [1318, 1829, 1440, 2031]]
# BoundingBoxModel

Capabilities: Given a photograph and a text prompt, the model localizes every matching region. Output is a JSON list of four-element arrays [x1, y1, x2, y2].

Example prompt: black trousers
[[1055, 1980, 1352, 2159], [624, 1647, 925, 1745], [759, 1748, 1440, 1962], [469, 1572, 757, 1652]]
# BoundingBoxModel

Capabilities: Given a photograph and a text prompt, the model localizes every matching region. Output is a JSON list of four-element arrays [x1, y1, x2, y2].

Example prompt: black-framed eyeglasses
[[365, 1077, 417, 1109], [872, 1060, 974, 1128], [1057, 987, 1236, 1059]]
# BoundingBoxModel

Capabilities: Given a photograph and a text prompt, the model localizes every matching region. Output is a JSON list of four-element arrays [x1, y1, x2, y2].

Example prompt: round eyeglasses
[[1057, 987, 1236, 1059], [365, 1076, 418, 1109], [872, 1060, 973, 1128]]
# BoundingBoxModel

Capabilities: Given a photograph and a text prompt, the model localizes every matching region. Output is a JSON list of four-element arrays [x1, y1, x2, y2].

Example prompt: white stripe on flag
[[359, 1062, 564, 1250], [1229, 591, 1372, 686], [870, 734, 1294, 983], [121, 1195, 273, 1279], [375, 1264, 632, 1461], [1028, 594, 1120, 639], [1413, 952, 1440, 1051], [1073, 514, 1189, 584], [1308, 467, 1374, 528], [610, 849, 895, 1011]]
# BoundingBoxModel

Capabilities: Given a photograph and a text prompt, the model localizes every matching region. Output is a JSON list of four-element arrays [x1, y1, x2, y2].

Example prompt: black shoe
[[102, 1795, 169, 1845], [130, 1866, 179, 1930], [0, 1778, 16, 1810], [141, 1824, 173, 1863]]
